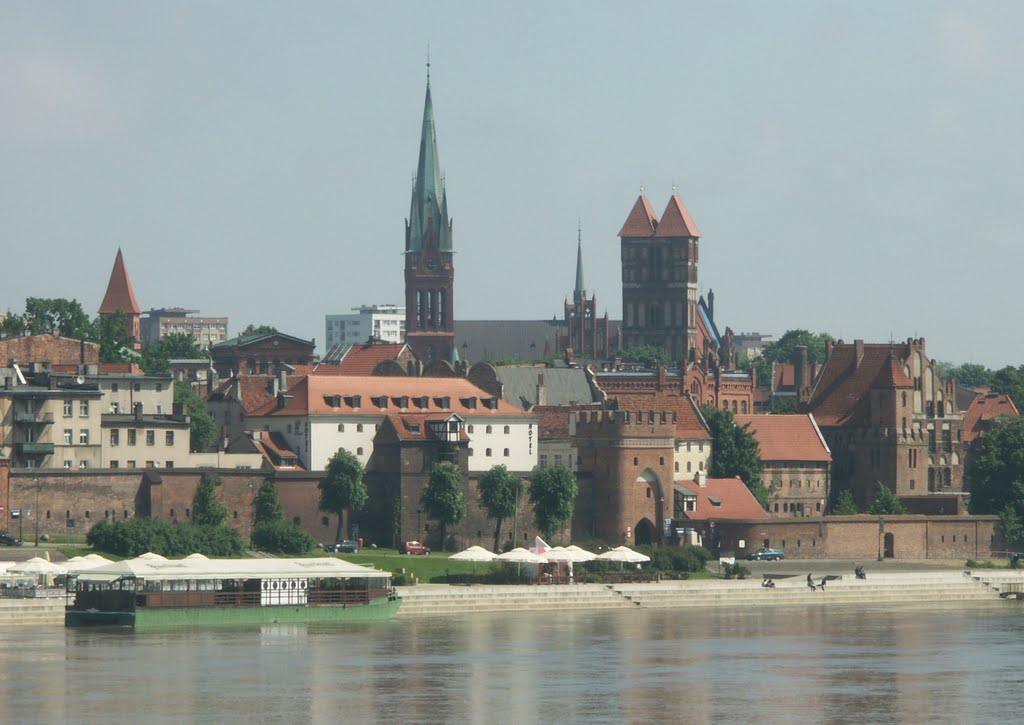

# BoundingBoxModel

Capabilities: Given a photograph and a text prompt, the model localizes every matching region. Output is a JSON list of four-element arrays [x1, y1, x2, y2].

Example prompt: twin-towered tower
[[403, 76, 455, 364]]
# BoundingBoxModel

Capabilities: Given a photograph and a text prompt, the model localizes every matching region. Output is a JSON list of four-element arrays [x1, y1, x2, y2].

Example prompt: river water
[[1, 602, 1023, 724]]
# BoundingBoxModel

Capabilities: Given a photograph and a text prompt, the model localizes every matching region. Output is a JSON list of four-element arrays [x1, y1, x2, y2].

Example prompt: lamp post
[[416, 508, 422, 537], [33, 477, 39, 547]]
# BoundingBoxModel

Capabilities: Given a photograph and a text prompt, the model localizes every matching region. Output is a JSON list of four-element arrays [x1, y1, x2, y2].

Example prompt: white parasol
[[597, 546, 651, 564]]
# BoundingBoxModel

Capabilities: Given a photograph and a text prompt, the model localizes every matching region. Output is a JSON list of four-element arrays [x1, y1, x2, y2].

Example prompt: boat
[[65, 554, 401, 630]]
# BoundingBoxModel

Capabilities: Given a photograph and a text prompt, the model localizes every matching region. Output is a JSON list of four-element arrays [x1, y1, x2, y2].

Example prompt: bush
[[86, 518, 245, 557], [252, 520, 316, 555], [723, 562, 751, 579], [966, 559, 1006, 569], [644, 545, 711, 575], [391, 571, 415, 586]]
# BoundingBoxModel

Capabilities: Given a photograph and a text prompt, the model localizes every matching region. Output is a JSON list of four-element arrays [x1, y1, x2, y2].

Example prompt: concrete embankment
[[395, 570, 1024, 618], [0, 598, 65, 626]]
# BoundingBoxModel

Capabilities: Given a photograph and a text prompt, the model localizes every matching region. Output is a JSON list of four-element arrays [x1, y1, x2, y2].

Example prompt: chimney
[[536, 374, 547, 407], [707, 289, 715, 322], [277, 369, 287, 394], [695, 470, 707, 487], [794, 345, 808, 390], [854, 339, 864, 368], [80, 338, 86, 363], [134, 402, 143, 421]]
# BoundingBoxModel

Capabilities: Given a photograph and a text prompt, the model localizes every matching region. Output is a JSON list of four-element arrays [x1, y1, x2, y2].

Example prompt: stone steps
[[0, 600, 65, 626]]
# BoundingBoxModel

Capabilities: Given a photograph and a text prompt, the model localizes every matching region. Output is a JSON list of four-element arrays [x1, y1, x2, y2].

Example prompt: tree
[[242, 324, 278, 336], [0, 312, 26, 338], [868, 482, 907, 515], [700, 405, 763, 491], [174, 381, 217, 452], [477, 464, 525, 552], [253, 479, 284, 525], [192, 473, 229, 526], [748, 329, 834, 388], [319, 448, 368, 543], [24, 297, 94, 339], [421, 462, 466, 551], [142, 333, 205, 374], [528, 465, 578, 540], [617, 344, 669, 368], [967, 416, 1024, 516], [94, 310, 136, 363], [831, 489, 860, 515], [938, 361, 994, 390], [991, 366, 1024, 410]]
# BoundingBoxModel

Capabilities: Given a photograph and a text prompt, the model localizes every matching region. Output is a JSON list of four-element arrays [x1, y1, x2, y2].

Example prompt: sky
[[2, 2, 1022, 367]]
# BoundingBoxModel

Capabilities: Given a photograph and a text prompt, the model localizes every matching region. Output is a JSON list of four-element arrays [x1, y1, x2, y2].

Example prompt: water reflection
[[0, 603, 1021, 724]]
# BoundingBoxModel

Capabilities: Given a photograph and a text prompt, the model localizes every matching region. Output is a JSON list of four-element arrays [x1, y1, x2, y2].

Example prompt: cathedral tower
[[619, 194, 701, 364], [404, 74, 455, 363]]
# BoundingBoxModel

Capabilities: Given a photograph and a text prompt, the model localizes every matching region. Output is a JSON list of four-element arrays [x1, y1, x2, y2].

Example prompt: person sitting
[[855, 565, 866, 580], [762, 577, 775, 588], [817, 576, 828, 591]]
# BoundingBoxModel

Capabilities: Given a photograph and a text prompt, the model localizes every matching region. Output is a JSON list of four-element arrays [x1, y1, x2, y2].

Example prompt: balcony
[[15, 442, 55, 456], [14, 411, 55, 425]]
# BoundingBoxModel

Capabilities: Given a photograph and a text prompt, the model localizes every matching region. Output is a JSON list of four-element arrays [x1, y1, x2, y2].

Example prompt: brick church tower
[[619, 194, 701, 364], [98, 248, 143, 351], [404, 73, 455, 364]]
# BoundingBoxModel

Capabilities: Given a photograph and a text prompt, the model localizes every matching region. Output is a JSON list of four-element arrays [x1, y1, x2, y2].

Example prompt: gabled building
[[734, 413, 832, 518], [673, 472, 769, 547], [804, 338, 965, 512], [210, 331, 315, 378]]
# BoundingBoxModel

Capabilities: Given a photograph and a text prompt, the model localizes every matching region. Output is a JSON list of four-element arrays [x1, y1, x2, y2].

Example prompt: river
[[1, 602, 1022, 724]]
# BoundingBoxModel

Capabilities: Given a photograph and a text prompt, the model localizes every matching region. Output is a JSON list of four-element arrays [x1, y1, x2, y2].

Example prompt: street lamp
[[33, 477, 39, 547]]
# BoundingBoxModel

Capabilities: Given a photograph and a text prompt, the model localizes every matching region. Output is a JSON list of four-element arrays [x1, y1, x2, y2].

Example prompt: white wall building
[[325, 305, 406, 349]]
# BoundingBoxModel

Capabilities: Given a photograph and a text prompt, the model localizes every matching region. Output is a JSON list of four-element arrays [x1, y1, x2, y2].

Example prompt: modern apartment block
[[325, 305, 406, 350], [141, 308, 229, 349]]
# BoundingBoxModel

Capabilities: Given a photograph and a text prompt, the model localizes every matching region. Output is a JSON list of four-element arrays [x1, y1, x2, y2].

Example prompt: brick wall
[[0, 335, 100, 367]]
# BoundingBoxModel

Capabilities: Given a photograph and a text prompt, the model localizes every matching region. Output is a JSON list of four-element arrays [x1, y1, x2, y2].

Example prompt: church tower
[[619, 194, 701, 364], [98, 248, 142, 351], [561, 226, 613, 359], [404, 73, 455, 363]]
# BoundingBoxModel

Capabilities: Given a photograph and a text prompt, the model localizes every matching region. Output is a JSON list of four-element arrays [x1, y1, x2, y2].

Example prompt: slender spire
[[574, 222, 586, 298], [407, 70, 450, 253]]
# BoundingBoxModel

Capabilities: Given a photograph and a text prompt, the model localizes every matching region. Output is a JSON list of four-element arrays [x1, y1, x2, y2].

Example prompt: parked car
[[747, 547, 785, 561], [325, 540, 359, 553], [400, 540, 431, 555], [0, 531, 22, 547]]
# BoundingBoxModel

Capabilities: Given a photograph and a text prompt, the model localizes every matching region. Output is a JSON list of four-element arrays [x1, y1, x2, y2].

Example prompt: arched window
[[485, 448, 492, 457], [503, 448, 510, 457], [633, 457, 639, 466], [486, 425, 493, 434], [503, 425, 510, 434], [357, 447, 363, 455]]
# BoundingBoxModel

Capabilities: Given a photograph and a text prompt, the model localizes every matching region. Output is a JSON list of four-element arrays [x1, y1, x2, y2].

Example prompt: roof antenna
[[426, 43, 431, 83], [672, 181, 678, 194], [639, 184, 645, 195]]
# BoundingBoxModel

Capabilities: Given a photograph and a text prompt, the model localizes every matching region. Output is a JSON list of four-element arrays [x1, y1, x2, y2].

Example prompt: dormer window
[[345, 395, 362, 409], [415, 396, 429, 409], [392, 396, 409, 409], [324, 395, 342, 408], [434, 396, 451, 408], [461, 397, 477, 410], [372, 396, 388, 409], [482, 397, 499, 410]]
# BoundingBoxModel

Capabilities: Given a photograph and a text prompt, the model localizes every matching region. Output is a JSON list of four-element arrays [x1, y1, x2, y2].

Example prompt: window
[[338, 424, 345, 432], [633, 457, 639, 466], [686, 441, 692, 452], [79, 461, 87, 469], [79, 429, 89, 445], [110, 461, 119, 469], [145, 461, 155, 468], [63, 460, 72, 469], [503, 425, 510, 434], [165, 431, 174, 446], [356, 424, 364, 432], [111, 402, 120, 414], [357, 447, 364, 455], [485, 448, 492, 457], [687, 461, 692, 472], [133, 383, 141, 392], [467, 425, 474, 434], [146, 430, 155, 446], [128, 429, 137, 446], [111, 383, 119, 392], [165, 461, 173, 469], [539, 454, 548, 466], [675, 462, 680, 472], [486, 425, 493, 434], [156, 383, 162, 392], [503, 448, 510, 457], [63, 429, 73, 445], [80, 400, 89, 417], [63, 400, 73, 417], [110, 429, 119, 446], [127, 460, 136, 469]]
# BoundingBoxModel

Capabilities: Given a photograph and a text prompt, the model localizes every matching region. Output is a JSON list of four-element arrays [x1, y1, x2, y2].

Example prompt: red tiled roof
[[210, 374, 309, 415], [381, 413, 471, 442], [807, 343, 916, 427], [98, 249, 142, 315], [654, 195, 701, 238], [249, 376, 532, 419], [618, 195, 659, 238], [873, 355, 913, 389], [250, 431, 305, 470], [734, 414, 831, 462], [318, 343, 410, 376], [676, 477, 769, 521], [612, 390, 711, 439], [774, 363, 795, 390], [962, 391, 1020, 444]]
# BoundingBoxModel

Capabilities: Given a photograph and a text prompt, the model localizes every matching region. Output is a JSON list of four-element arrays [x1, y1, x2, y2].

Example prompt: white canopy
[[75, 555, 390, 583], [448, 546, 497, 562], [597, 546, 651, 564], [9, 557, 68, 575], [544, 546, 597, 563], [496, 547, 548, 564], [565, 545, 598, 561]]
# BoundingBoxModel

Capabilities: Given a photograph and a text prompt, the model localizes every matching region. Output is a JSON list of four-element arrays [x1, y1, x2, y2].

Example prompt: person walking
[[807, 573, 815, 591]]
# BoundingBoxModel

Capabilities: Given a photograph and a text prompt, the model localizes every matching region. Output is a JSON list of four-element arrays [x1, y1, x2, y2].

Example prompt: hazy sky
[[2, 2, 1022, 367]]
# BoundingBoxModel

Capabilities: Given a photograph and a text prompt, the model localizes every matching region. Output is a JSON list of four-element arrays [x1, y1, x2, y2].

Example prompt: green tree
[[938, 361, 994, 389], [0, 312, 26, 338], [477, 464, 525, 552], [991, 366, 1024, 410], [617, 344, 669, 368], [242, 324, 278, 336], [831, 489, 860, 515], [421, 462, 466, 551], [528, 465, 578, 540], [700, 405, 763, 491], [748, 329, 834, 387], [94, 310, 136, 363], [319, 448, 368, 543], [868, 482, 907, 515], [252, 520, 315, 555], [253, 479, 285, 525], [173, 381, 217, 451], [192, 473, 229, 526], [967, 416, 1024, 515], [998, 494, 1024, 547], [24, 297, 94, 339], [771, 397, 798, 414], [141, 333, 206, 374]]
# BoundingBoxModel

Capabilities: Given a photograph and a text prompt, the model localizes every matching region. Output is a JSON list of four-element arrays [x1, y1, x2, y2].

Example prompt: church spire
[[407, 72, 450, 253], [574, 222, 586, 299]]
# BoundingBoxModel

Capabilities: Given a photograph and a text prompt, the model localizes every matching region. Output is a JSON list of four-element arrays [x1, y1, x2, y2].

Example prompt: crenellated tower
[[404, 73, 455, 363]]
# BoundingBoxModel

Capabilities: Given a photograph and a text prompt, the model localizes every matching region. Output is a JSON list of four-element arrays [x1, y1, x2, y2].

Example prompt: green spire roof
[[407, 80, 451, 253], [574, 224, 586, 298]]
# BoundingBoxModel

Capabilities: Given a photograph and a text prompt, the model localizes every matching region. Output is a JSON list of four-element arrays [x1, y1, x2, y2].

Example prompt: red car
[[400, 540, 431, 555]]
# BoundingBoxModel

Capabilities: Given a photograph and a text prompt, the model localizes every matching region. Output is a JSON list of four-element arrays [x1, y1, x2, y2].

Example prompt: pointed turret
[[406, 79, 451, 253], [574, 225, 586, 299], [98, 248, 142, 316], [618, 195, 658, 238], [655, 195, 701, 238]]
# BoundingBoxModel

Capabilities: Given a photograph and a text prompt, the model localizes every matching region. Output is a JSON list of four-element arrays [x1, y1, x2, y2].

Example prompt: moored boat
[[65, 554, 400, 630]]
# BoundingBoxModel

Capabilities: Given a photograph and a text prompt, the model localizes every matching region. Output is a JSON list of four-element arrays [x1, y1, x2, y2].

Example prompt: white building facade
[[325, 305, 406, 349]]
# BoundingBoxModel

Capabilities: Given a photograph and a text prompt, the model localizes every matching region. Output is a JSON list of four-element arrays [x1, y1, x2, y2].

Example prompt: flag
[[531, 536, 550, 555]]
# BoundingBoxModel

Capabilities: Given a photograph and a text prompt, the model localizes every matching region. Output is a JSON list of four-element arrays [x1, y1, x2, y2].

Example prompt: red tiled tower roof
[[807, 343, 915, 426], [654, 195, 701, 238], [873, 354, 914, 389], [98, 249, 142, 315], [617, 195, 659, 237]]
